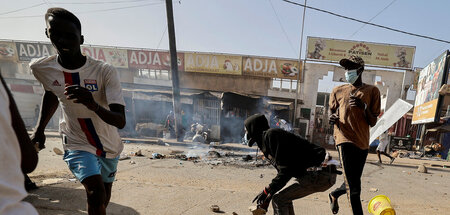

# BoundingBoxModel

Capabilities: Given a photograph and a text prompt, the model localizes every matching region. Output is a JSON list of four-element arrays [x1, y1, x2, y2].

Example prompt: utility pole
[[293, 0, 307, 128], [165, 0, 183, 141]]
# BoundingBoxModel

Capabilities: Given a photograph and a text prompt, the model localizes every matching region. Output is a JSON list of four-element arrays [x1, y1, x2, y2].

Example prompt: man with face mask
[[328, 55, 380, 215], [244, 114, 340, 214]]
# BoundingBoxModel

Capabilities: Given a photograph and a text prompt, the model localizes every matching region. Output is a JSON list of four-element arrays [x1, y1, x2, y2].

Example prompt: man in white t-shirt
[[376, 131, 395, 164], [0, 74, 38, 215], [30, 8, 126, 215]]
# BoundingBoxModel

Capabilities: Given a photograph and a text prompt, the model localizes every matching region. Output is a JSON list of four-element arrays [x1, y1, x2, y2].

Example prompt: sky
[[1, 0, 449, 81]]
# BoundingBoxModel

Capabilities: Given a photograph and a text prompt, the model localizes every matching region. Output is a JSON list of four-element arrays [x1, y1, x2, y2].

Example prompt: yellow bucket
[[368, 195, 396, 215]]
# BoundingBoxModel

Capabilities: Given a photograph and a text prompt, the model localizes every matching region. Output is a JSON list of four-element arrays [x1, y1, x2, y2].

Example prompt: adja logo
[[373, 201, 381, 211]]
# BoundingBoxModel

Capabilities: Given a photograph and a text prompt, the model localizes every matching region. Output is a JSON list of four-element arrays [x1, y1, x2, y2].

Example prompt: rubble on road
[[418, 164, 428, 173], [53, 147, 64, 155], [249, 206, 266, 215], [210, 205, 220, 212], [151, 153, 165, 159]]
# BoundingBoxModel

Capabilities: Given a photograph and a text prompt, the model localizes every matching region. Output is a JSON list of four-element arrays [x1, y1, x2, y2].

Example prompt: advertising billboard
[[81, 46, 128, 68], [0, 41, 18, 62], [412, 51, 448, 124], [185, 53, 242, 75], [127, 50, 184, 71], [306, 37, 415, 69], [16, 42, 56, 62], [242, 57, 302, 81]]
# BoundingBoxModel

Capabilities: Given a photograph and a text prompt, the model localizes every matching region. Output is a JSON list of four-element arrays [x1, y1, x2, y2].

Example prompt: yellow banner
[[306, 37, 415, 69], [242, 57, 302, 80], [185, 53, 242, 75], [412, 99, 439, 124]]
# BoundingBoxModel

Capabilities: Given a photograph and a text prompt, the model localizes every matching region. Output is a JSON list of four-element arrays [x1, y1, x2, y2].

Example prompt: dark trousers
[[272, 171, 336, 215], [330, 142, 368, 215]]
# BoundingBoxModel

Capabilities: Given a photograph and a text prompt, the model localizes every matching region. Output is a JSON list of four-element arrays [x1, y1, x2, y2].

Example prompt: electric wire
[[48, 0, 159, 5], [0, 2, 164, 19], [0, 3, 46, 16], [281, 0, 450, 44], [349, 0, 397, 38], [268, 0, 297, 56]]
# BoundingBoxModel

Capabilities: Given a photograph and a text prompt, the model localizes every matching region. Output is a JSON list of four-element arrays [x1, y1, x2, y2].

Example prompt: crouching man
[[244, 114, 340, 214]]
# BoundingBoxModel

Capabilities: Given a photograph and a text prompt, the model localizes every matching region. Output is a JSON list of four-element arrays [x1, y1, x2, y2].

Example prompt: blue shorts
[[63, 150, 119, 183]]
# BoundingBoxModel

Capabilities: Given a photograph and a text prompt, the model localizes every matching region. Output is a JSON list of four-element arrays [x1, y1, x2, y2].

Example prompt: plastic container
[[368, 195, 396, 215]]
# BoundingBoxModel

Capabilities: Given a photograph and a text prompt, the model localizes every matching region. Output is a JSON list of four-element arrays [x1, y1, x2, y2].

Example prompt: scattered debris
[[119, 153, 130, 160], [42, 178, 64, 185], [152, 153, 165, 159], [242, 155, 253, 161], [370, 188, 379, 192], [418, 164, 428, 173], [170, 150, 184, 154], [206, 160, 223, 165], [207, 150, 221, 158], [68, 178, 77, 182], [232, 212, 238, 215], [130, 160, 136, 164], [53, 147, 64, 155], [210, 205, 220, 212], [130, 149, 143, 156], [260, 174, 264, 178], [165, 143, 171, 146], [249, 206, 266, 215]]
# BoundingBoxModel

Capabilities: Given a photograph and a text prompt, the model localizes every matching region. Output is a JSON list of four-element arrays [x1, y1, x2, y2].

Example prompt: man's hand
[[31, 130, 46, 152], [64, 84, 98, 111], [349, 95, 366, 109], [253, 187, 272, 209], [329, 113, 339, 125]]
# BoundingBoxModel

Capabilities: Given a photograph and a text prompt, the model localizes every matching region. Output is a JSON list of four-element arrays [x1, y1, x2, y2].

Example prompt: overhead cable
[[0, 3, 46, 16], [268, 0, 297, 56], [349, 0, 396, 38], [0, 2, 163, 19], [281, 0, 450, 44]]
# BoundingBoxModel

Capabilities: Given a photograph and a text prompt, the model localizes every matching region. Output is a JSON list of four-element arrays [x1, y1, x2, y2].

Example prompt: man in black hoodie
[[244, 114, 339, 214]]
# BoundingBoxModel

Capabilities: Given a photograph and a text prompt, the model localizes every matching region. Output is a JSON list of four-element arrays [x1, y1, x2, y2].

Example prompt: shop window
[[272, 78, 281, 89], [281, 79, 291, 89]]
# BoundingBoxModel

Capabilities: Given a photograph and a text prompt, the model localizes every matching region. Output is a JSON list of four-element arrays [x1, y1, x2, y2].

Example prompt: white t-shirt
[[31, 55, 125, 158], [377, 132, 389, 152], [0, 81, 38, 215]]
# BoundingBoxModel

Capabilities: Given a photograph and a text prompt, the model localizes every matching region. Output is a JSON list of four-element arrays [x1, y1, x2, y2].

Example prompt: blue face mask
[[345, 69, 360, 84]]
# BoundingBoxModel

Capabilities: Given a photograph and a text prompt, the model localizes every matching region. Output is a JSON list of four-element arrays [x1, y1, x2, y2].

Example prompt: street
[[26, 135, 450, 215]]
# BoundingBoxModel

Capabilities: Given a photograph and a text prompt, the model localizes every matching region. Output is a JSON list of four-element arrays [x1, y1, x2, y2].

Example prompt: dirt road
[[25, 135, 450, 215]]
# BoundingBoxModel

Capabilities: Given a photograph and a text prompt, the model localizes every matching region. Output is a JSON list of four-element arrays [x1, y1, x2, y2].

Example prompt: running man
[[376, 131, 395, 164], [30, 8, 126, 215]]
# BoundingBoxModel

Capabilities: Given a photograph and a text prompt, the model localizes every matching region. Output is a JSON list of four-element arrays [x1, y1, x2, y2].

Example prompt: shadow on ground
[[24, 182, 139, 215]]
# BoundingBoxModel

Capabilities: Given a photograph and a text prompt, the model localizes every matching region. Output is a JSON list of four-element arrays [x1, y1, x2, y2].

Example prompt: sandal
[[329, 193, 339, 214]]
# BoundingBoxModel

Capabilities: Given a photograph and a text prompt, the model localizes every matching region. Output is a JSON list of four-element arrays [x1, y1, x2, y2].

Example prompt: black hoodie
[[245, 114, 326, 194]]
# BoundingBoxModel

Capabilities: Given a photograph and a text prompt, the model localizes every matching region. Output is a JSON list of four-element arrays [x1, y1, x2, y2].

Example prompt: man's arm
[[94, 103, 126, 129], [31, 90, 59, 150], [64, 85, 125, 129], [363, 106, 378, 127], [0, 75, 38, 173]]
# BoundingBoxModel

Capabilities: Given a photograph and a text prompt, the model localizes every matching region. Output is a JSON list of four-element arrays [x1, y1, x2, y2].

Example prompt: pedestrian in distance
[[376, 131, 395, 164], [328, 55, 381, 215], [30, 8, 126, 215], [244, 114, 341, 214]]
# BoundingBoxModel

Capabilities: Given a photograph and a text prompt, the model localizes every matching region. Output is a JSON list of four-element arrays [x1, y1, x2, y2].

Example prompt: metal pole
[[293, 0, 307, 127], [165, 0, 183, 141]]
